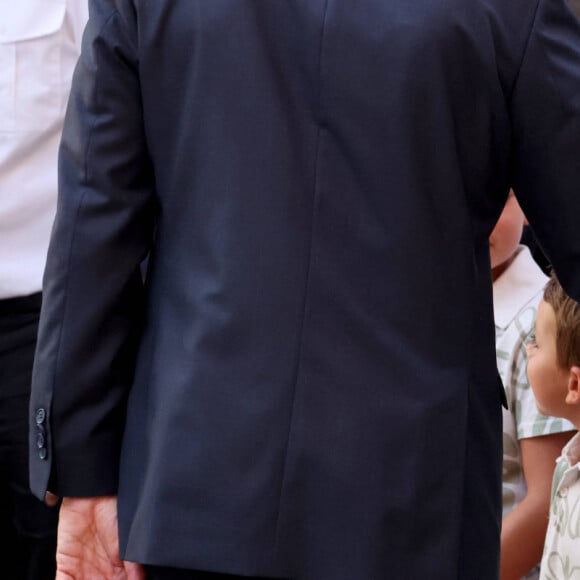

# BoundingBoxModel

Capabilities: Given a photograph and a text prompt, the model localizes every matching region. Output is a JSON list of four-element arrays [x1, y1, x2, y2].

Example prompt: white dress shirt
[[540, 432, 580, 580], [0, 0, 88, 299]]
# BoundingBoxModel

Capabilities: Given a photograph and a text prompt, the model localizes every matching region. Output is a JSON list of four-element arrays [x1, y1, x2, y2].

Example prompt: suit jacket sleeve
[[510, 0, 580, 300], [29, 0, 155, 499]]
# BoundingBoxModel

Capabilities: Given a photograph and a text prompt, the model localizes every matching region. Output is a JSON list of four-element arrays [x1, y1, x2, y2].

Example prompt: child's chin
[[537, 404, 556, 418]]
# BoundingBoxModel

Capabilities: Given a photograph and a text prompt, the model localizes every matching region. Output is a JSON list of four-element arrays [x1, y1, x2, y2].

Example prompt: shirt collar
[[562, 432, 580, 467], [493, 245, 549, 330]]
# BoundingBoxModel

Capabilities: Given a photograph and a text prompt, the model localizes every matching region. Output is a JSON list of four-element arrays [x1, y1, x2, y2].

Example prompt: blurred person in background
[[491, 192, 575, 580], [0, 0, 87, 577], [526, 275, 580, 580]]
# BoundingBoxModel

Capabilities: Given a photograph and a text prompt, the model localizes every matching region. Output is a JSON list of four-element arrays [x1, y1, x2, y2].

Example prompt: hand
[[56, 495, 145, 580]]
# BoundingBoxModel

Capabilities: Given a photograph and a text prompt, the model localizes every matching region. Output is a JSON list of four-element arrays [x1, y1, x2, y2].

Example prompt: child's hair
[[543, 273, 580, 369]]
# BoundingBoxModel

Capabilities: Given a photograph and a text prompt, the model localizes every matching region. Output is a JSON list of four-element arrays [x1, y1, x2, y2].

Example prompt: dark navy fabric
[[30, 1, 580, 579], [146, 565, 286, 580]]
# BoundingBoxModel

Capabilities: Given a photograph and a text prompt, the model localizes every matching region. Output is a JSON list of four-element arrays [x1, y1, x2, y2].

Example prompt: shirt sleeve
[[68, 0, 89, 52]]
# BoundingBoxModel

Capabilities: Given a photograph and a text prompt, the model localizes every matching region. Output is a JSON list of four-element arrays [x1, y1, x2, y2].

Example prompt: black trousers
[[146, 566, 288, 580], [0, 293, 58, 580]]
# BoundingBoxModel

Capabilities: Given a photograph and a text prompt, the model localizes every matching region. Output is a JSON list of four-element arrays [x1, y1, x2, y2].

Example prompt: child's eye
[[527, 334, 537, 348]]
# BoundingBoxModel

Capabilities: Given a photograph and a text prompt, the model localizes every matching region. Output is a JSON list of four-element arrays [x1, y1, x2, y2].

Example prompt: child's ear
[[565, 366, 580, 405]]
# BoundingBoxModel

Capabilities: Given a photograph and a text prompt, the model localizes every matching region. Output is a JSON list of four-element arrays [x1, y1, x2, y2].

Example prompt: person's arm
[[510, 0, 580, 301], [500, 431, 573, 580], [30, 0, 155, 501], [56, 496, 145, 580]]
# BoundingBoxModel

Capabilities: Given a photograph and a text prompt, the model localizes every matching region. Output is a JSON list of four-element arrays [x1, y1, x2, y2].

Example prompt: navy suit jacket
[[30, 1, 580, 578]]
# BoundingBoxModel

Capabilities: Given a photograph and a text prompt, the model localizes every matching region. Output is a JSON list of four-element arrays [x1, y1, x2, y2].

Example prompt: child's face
[[489, 191, 525, 271], [526, 300, 570, 419]]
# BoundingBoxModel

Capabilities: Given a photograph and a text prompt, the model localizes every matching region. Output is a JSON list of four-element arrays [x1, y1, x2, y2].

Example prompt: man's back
[[30, 1, 580, 578]]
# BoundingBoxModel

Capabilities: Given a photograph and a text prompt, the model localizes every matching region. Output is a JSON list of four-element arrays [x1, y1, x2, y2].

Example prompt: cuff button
[[35, 408, 46, 425], [36, 432, 46, 449]]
